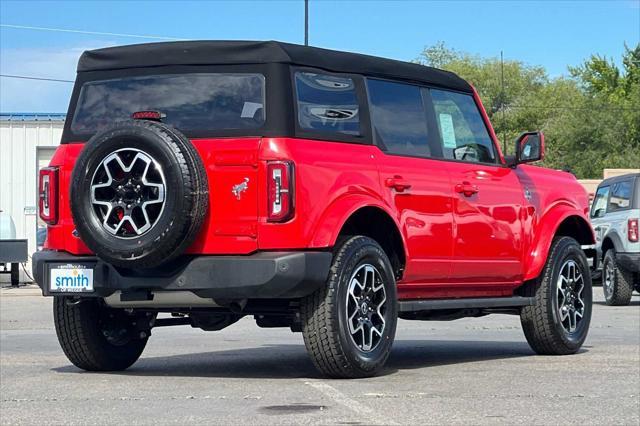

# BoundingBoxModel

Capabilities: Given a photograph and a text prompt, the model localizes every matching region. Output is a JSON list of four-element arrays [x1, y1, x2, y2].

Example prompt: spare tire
[[70, 120, 208, 269]]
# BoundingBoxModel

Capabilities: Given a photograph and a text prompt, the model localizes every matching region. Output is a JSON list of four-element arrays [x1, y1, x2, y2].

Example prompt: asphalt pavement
[[1, 285, 638, 425]]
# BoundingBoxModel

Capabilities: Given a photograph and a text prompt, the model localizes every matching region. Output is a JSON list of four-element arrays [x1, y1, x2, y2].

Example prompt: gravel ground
[[1, 285, 638, 425]]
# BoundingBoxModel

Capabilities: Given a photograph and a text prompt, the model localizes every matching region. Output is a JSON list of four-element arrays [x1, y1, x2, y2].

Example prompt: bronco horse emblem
[[232, 178, 249, 200]]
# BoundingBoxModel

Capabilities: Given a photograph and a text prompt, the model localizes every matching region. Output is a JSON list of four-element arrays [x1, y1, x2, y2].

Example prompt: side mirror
[[515, 131, 545, 165]]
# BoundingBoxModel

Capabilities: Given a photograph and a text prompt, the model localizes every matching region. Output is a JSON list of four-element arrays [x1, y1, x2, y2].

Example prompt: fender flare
[[309, 193, 406, 253], [602, 231, 625, 254], [523, 204, 593, 281]]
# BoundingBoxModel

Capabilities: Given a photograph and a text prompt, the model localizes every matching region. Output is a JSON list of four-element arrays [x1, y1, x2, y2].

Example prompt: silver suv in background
[[591, 173, 640, 305]]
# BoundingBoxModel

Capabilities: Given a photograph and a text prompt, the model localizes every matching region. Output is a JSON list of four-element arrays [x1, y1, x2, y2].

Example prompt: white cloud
[[0, 43, 113, 112]]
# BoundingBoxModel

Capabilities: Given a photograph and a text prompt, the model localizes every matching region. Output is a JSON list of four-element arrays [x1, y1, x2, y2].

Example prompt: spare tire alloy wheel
[[90, 148, 166, 238], [71, 120, 208, 269]]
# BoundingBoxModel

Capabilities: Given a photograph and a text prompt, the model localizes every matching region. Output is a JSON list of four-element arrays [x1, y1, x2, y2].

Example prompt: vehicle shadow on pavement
[[51, 339, 554, 379], [593, 299, 640, 307]]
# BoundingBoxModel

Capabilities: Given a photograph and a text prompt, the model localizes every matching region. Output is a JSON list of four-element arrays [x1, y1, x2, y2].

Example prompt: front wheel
[[54, 297, 150, 371], [520, 237, 592, 355], [300, 236, 398, 378]]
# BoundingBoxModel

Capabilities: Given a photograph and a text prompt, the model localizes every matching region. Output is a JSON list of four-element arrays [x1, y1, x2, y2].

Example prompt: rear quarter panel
[[44, 144, 89, 254], [599, 209, 640, 254], [257, 138, 386, 250]]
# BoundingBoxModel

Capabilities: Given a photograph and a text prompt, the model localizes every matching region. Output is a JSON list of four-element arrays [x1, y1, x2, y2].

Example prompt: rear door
[[367, 79, 453, 290], [429, 88, 525, 284]]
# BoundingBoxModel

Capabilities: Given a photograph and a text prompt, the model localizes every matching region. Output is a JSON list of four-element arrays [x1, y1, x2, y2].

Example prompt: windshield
[[71, 73, 265, 136]]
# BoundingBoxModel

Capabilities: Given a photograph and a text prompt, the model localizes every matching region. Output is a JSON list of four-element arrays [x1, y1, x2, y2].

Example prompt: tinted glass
[[295, 72, 360, 136], [367, 79, 430, 157], [430, 89, 497, 164], [608, 180, 632, 212], [71, 73, 265, 135], [591, 186, 610, 218]]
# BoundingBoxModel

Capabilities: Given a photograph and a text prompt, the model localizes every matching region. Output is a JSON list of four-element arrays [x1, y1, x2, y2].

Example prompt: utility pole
[[304, 0, 309, 46], [500, 50, 507, 154]]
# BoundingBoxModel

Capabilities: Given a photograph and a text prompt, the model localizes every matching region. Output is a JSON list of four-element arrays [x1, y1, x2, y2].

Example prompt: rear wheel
[[300, 236, 397, 378], [54, 297, 150, 371], [520, 237, 592, 355], [602, 250, 634, 306]]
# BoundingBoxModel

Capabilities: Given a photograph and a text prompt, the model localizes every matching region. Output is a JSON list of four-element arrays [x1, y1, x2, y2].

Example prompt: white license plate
[[49, 264, 94, 293]]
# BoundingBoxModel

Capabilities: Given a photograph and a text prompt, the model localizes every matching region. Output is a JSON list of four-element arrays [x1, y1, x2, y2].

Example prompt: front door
[[430, 88, 525, 284]]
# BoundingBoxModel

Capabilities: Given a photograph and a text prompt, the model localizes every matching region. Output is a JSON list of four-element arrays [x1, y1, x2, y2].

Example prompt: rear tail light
[[267, 161, 294, 222], [629, 218, 639, 242], [39, 167, 58, 225]]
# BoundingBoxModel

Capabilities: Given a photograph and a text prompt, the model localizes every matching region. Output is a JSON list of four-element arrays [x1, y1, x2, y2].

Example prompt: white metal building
[[0, 113, 65, 282]]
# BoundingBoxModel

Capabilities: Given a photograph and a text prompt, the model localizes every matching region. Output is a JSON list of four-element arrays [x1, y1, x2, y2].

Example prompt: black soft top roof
[[600, 172, 640, 186], [77, 40, 473, 93]]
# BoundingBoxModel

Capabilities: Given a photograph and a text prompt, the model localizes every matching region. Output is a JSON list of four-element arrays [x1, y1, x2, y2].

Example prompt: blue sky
[[1, 0, 639, 112]]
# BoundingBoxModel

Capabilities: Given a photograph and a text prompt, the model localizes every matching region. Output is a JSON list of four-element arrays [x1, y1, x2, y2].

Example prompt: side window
[[591, 186, 610, 218], [608, 180, 632, 212], [367, 79, 430, 157], [430, 89, 497, 164], [295, 72, 360, 136]]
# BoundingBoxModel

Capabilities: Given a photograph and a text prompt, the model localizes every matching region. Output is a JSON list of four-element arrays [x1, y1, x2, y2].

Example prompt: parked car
[[33, 41, 595, 378], [36, 227, 47, 250], [590, 173, 640, 305], [0, 210, 28, 286]]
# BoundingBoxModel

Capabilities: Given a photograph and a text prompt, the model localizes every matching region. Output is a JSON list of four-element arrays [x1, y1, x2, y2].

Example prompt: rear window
[[71, 73, 265, 135], [608, 180, 633, 212], [295, 72, 360, 136]]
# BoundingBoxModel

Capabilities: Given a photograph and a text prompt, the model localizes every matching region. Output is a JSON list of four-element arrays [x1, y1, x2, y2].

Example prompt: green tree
[[561, 44, 640, 177], [415, 42, 640, 178]]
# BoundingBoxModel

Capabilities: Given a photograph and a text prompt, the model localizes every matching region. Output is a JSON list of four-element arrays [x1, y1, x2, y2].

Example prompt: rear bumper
[[32, 250, 332, 299], [617, 252, 640, 273]]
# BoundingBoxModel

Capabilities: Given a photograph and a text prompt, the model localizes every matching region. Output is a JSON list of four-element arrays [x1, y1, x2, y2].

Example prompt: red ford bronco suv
[[33, 41, 595, 378]]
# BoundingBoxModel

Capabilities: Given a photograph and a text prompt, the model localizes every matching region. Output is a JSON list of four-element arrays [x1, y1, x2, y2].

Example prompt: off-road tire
[[54, 297, 148, 371], [602, 250, 634, 306], [70, 120, 208, 269], [300, 236, 398, 378], [520, 236, 592, 355]]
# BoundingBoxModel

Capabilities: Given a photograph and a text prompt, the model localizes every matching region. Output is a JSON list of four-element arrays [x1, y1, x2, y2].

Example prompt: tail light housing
[[629, 218, 639, 242], [39, 167, 58, 225], [267, 161, 294, 222]]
